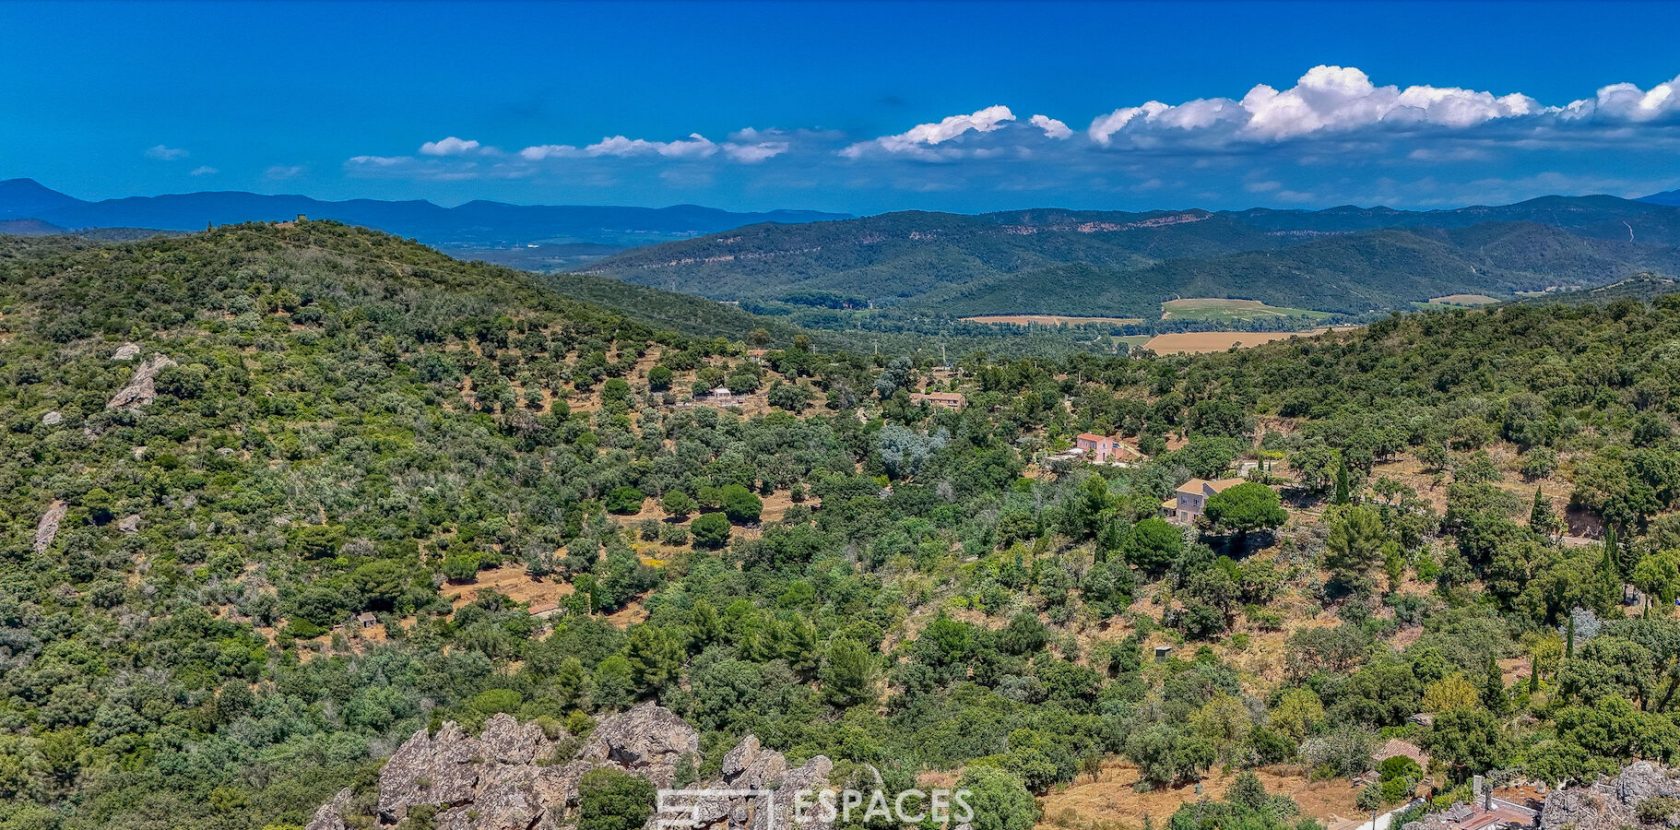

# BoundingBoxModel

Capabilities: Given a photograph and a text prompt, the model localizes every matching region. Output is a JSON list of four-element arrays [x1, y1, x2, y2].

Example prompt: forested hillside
[[4, 225, 1680, 830], [586, 197, 1680, 317]]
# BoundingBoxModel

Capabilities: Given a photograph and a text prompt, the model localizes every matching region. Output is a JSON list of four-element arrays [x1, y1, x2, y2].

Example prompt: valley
[[4, 219, 1680, 830], [10, 7, 1680, 830]]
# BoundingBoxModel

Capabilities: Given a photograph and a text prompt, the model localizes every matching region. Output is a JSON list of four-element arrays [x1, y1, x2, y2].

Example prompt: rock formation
[[1540, 762, 1680, 830], [323, 703, 833, 830], [33, 500, 66, 554], [106, 353, 176, 409]]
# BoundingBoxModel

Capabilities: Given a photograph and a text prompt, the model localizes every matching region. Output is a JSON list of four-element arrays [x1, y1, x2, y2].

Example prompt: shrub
[[691, 513, 731, 549], [443, 553, 480, 583], [605, 486, 646, 515], [577, 768, 657, 830]]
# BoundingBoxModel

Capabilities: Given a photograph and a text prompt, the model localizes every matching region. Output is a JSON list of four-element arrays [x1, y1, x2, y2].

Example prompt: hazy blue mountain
[[0, 178, 848, 248], [0, 178, 82, 219], [1645, 189, 1680, 207]]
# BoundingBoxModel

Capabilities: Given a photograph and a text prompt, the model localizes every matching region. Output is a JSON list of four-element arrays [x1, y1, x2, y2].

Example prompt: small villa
[[1074, 432, 1144, 464], [1162, 477, 1245, 524], [910, 391, 966, 411]]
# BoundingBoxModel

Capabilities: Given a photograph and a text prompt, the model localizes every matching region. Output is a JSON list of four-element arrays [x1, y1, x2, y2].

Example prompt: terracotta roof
[[1076, 432, 1108, 442], [1175, 477, 1248, 496]]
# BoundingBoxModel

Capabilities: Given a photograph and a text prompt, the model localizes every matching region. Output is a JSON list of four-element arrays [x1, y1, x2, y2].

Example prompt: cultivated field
[[963, 314, 1145, 326], [1143, 329, 1327, 354], [1424, 293, 1501, 306], [1160, 297, 1331, 321]]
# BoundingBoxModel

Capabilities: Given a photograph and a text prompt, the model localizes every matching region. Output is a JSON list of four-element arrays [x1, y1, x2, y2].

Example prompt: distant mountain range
[[0, 178, 848, 252], [586, 196, 1680, 317], [1646, 189, 1680, 207]]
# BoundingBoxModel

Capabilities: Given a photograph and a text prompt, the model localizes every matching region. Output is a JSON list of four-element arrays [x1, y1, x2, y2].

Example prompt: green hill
[[586, 197, 1680, 317], [8, 221, 1680, 830], [921, 222, 1680, 317]]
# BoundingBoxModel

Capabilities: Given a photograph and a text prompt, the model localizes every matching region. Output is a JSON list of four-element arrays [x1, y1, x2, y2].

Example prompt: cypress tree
[[1482, 656, 1506, 714], [1333, 457, 1352, 506]]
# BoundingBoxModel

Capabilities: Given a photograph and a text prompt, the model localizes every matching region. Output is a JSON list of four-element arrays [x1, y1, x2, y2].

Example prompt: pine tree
[[1528, 653, 1540, 694], [1565, 614, 1576, 660], [820, 638, 876, 708]]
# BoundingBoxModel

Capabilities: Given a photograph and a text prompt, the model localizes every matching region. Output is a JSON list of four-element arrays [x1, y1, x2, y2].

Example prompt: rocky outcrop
[[34, 500, 66, 554], [322, 705, 832, 830], [1540, 762, 1680, 830], [306, 787, 353, 830], [106, 354, 175, 409], [41, 410, 62, 426], [378, 720, 497, 822], [111, 342, 141, 361], [580, 701, 701, 788]]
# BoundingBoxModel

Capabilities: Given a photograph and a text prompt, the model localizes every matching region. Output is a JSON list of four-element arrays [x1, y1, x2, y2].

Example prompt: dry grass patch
[[1143, 330, 1328, 355], [1038, 762, 1361, 830], [441, 563, 575, 615]]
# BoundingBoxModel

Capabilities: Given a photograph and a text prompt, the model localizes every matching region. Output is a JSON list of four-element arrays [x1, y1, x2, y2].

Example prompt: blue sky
[[2, 0, 1678, 214]]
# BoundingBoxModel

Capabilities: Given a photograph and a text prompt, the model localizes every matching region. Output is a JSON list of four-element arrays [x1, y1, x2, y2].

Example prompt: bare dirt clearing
[[1038, 761, 1362, 830], [441, 563, 574, 614]]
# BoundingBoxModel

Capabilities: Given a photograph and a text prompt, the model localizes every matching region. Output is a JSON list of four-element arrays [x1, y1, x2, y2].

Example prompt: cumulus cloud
[[519, 133, 717, 160], [420, 136, 482, 156], [841, 105, 1016, 158], [189, 165, 219, 176], [1030, 114, 1072, 139], [1582, 75, 1680, 122], [264, 165, 306, 180], [145, 144, 189, 161], [587, 133, 719, 159], [1087, 65, 1680, 148]]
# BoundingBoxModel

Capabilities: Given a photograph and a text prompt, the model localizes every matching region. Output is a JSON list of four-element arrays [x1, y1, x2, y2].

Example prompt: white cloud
[[1030, 114, 1072, 139], [1087, 65, 1680, 149], [723, 140, 790, 163], [188, 165, 218, 176], [348, 155, 407, 167], [419, 136, 482, 156], [842, 105, 1016, 158], [587, 133, 719, 159], [264, 165, 306, 180], [513, 131, 792, 163], [1588, 74, 1680, 122], [721, 127, 791, 162], [145, 144, 189, 161], [517, 144, 582, 161]]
